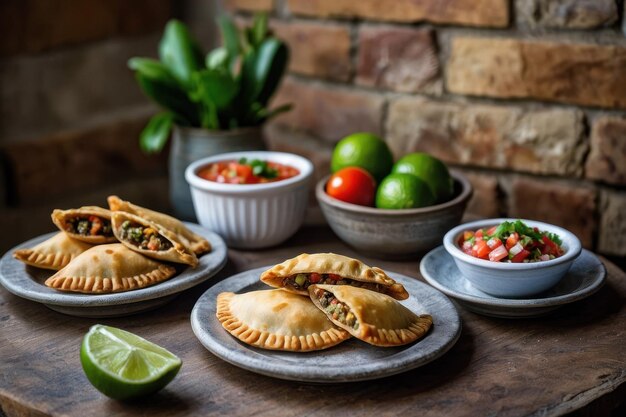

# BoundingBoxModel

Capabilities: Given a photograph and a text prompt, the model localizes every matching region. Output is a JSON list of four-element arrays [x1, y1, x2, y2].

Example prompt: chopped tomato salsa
[[458, 220, 564, 263], [197, 158, 299, 184]]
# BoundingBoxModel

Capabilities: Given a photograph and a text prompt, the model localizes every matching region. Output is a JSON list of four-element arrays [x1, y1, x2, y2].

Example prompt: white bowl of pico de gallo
[[443, 218, 582, 298], [185, 151, 313, 249]]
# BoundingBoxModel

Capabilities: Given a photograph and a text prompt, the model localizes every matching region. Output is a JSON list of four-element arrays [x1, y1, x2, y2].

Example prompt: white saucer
[[419, 246, 606, 318]]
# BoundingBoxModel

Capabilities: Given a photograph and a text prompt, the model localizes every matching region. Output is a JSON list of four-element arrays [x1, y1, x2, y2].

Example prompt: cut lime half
[[80, 324, 182, 400]]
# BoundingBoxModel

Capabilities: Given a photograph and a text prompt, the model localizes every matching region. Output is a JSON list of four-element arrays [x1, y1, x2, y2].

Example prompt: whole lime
[[80, 325, 182, 400], [331, 132, 393, 182], [375, 173, 436, 209], [392, 153, 454, 203]]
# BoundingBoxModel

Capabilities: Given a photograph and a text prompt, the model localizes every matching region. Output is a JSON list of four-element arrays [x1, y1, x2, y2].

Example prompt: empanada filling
[[119, 221, 173, 251], [312, 287, 359, 330], [66, 216, 113, 237], [283, 273, 386, 294]]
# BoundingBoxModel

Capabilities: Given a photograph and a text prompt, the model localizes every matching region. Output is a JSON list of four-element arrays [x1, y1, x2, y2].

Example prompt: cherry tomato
[[326, 167, 376, 206]]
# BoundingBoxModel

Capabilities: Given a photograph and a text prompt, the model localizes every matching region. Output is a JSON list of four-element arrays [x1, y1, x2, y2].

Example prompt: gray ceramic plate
[[420, 246, 606, 318], [0, 224, 227, 317], [190, 267, 461, 383]]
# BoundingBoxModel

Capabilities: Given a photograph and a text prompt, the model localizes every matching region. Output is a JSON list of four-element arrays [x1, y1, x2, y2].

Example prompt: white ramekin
[[185, 151, 313, 249]]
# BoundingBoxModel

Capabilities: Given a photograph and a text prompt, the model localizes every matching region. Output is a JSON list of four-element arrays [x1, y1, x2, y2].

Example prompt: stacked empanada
[[216, 253, 433, 352], [13, 197, 211, 294]]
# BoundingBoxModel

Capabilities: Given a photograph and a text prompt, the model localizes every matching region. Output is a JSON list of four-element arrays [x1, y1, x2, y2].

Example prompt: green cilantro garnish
[[239, 158, 278, 179]]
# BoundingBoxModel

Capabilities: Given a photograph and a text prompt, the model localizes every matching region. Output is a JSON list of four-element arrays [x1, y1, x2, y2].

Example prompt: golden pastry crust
[[51, 206, 117, 244], [309, 284, 432, 347], [107, 195, 211, 255], [45, 244, 176, 293], [111, 211, 198, 267], [13, 232, 93, 270], [260, 253, 409, 300], [216, 289, 351, 352]]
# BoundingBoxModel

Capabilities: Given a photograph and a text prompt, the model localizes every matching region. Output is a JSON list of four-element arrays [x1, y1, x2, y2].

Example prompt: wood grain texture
[[1, 226, 625, 417]]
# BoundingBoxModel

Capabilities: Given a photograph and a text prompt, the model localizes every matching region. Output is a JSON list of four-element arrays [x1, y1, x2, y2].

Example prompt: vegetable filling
[[282, 273, 385, 294], [313, 288, 359, 330], [67, 216, 113, 237], [119, 221, 172, 251]]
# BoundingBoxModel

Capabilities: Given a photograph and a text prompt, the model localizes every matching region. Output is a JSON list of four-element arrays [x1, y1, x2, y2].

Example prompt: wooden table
[[1, 226, 625, 417]]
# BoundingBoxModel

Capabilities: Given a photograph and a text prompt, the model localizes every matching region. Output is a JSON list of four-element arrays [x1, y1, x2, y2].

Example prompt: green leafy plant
[[129, 13, 291, 153]]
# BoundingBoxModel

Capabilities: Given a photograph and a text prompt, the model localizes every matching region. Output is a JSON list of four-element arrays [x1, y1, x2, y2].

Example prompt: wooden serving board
[[1, 226, 625, 417]]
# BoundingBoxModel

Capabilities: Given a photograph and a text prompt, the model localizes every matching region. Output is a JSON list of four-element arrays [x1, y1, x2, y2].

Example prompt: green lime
[[392, 153, 454, 203], [80, 325, 182, 400], [376, 173, 436, 209], [331, 132, 394, 182]]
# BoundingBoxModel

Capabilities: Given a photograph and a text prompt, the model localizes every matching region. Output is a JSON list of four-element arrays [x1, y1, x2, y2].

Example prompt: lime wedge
[[80, 324, 182, 400]]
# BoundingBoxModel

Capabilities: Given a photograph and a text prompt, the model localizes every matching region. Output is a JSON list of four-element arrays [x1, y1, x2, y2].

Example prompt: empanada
[[51, 206, 116, 244], [108, 195, 211, 255], [45, 244, 176, 293], [216, 289, 351, 352], [111, 212, 198, 267], [13, 232, 93, 270], [260, 253, 409, 300], [309, 285, 432, 347]]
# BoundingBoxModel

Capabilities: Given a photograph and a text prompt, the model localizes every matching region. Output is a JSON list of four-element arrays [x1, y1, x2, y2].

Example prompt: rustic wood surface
[[1, 226, 625, 417]]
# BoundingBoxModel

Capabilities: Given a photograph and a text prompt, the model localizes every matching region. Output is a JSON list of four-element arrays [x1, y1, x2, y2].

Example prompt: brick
[[118, 0, 173, 36], [585, 116, 626, 186], [271, 77, 384, 142], [447, 37, 626, 109], [272, 21, 351, 82], [460, 171, 501, 218], [386, 97, 586, 176], [598, 189, 626, 256], [516, 0, 618, 29], [226, 0, 274, 12], [356, 26, 440, 94], [288, 0, 509, 27], [0, 114, 167, 205], [0, 35, 158, 143], [507, 177, 596, 248]]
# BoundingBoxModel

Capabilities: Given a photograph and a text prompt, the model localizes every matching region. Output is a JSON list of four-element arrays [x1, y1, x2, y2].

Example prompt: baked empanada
[[260, 253, 409, 300], [45, 244, 176, 293], [107, 195, 211, 255], [51, 206, 116, 244], [309, 285, 432, 347], [111, 212, 198, 267], [216, 289, 351, 352], [13, 232, 93, 270]]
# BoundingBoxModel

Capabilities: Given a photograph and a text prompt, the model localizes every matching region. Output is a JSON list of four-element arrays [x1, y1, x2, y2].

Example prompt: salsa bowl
[[316, 171, 473, 260], [185, 151, 313, 249], [443, 219, 582, 298]]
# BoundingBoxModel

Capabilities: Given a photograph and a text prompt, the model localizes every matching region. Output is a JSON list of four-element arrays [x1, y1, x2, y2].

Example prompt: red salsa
[[458, 220, 564, 263], [197, 158, 299, 184]]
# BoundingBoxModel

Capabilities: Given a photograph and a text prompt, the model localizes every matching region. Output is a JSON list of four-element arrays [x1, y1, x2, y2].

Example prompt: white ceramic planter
[[185, 151, 313, 249]]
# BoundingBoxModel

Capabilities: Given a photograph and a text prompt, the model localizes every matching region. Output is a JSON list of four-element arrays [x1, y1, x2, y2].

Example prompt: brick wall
[[0, 0, 218, 254], [227, 0, 626, 258]]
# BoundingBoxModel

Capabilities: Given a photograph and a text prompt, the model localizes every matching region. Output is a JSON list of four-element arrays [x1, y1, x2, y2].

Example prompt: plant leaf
[[191, 69, 239, 110], [206, 47, 229, 70], [255, 103, 293, 123], [128, 58, 178, 87], [140, 113, 174, 153], [136, 73, 199, 126], [251, 12, 268, 48], [239, 38, 288, 110], [158, 19, 204, 90], [217, 15, 241, 71]]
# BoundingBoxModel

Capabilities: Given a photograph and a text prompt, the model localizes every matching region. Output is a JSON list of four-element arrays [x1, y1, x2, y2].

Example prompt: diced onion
[[487, 238, 499, 249], [489, 245, 508, 262], [540, 254, 550, 261], [509, 242, 523, 256]]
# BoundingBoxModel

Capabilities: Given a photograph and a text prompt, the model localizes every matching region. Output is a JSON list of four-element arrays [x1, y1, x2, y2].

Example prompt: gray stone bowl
[[316, 171, 473, 260]]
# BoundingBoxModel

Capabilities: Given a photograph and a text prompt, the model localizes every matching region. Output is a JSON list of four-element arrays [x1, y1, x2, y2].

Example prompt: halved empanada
[[260, 253, 409, 300], [216, 289, 351, 352], [13, 232, 93, 270], [45, 244, 176, 293], [309, 285, 432, 347], [107, 195, 211, 255], [51, 206, 116, 244], [111, 212, 198, 267]]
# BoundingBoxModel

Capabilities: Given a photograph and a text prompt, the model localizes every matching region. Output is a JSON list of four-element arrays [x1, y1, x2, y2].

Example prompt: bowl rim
[[185, 151, 314, 193], [315, 170, 473, 216], [443, 218, 582, 270]]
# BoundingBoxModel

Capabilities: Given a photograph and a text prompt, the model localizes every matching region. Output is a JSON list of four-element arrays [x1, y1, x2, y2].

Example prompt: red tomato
[[511, 249, 530, 263], [505, 232, 519, 250], [309, 273, 321, 283], [328, 274, 343, 281], [473, 240, 490, 259], [326, 167, 376, 206]]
